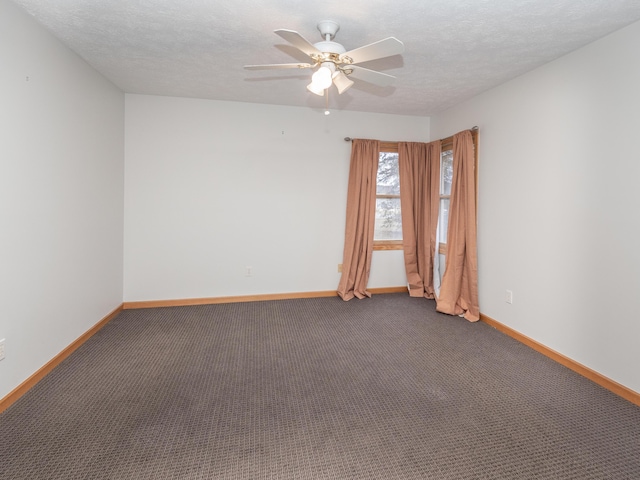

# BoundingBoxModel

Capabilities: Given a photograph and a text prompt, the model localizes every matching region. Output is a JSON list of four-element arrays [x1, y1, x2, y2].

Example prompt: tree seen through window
[[374, 152, 402, 241]]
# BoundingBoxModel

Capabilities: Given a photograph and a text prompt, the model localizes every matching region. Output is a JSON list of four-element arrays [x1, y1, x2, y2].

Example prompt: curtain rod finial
[[344, 137, 353, 142]]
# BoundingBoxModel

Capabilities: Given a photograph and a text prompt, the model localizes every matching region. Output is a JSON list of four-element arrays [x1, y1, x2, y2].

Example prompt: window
[[371, 131, 477, 253], [438, 147, 453, 255], [373, 144, 402, 250]]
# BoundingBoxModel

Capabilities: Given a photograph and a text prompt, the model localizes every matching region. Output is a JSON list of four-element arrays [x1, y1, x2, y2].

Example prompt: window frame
[[438, 146, 452, 256], [373, 142, 403, 251]]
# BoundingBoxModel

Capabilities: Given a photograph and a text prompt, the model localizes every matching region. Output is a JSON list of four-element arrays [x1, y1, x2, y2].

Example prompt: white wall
[[0, 0, 125, 399], [432, 20, 640, 393], [124, 95, 429, 301]]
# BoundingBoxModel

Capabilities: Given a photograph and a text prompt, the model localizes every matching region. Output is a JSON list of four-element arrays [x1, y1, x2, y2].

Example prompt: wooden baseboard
[[369, 286, 408, 295], [0, 304, 123, 414], [123, 287, 409, 310], [123, 291, 339, 309], [480, 313, 640, 407]]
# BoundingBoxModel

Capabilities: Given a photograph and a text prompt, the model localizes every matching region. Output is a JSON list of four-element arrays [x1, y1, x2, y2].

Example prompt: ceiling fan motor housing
[[313, 40, 346, 56]]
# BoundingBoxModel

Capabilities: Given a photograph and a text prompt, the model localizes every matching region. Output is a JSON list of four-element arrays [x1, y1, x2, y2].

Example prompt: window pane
[[377, 152, 400, 195], [439, 198, 449, 243], [375, 197, 402, 240], [441, 150, 453, 196]]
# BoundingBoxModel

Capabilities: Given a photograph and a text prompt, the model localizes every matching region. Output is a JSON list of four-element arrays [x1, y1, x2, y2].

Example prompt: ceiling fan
[[244, 20, 404, 96]]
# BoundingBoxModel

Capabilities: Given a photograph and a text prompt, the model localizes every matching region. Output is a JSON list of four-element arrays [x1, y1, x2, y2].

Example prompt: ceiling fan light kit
[[244, 21, 404, 100]]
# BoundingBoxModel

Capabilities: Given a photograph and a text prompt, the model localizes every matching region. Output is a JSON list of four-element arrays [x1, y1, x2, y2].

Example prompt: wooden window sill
[[373, 240, 403, 251]]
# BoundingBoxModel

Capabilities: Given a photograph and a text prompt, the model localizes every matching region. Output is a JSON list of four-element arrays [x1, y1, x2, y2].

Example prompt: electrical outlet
[[0, 338, 5, 361], [245, 266, 253, 277], [506, 290, 513, 304]]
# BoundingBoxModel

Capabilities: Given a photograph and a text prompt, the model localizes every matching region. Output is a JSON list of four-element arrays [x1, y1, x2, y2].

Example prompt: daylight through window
[[439, 148, 453, 254], [373, 148, 402, 250]]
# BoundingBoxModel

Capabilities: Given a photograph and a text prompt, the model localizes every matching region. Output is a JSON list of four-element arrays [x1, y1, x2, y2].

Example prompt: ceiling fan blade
[[341, 37, 404, 64], [332, 71, 354, 94], [244, 63, 313, 70], [347, 65, 396, 87], [274, 29, 322, 58]]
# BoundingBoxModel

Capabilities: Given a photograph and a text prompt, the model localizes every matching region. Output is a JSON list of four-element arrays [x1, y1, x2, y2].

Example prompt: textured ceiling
[[11, 0, 640, 116]]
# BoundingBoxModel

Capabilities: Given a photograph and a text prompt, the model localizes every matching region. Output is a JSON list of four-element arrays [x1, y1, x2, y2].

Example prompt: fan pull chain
[[324, 89, 330, 115]]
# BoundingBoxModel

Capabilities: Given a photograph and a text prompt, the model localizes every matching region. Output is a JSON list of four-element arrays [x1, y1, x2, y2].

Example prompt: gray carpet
[[1, 294, 639, 479]]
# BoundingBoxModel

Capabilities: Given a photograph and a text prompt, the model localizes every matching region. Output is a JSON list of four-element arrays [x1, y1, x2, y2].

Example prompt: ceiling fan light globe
[[306, 82, 325, 96], [333, 71, 354, 94], [311, 66, 333, 90]]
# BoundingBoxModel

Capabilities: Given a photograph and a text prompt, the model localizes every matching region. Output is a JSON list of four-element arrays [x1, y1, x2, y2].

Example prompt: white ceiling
[[11, 0, 640, 116]]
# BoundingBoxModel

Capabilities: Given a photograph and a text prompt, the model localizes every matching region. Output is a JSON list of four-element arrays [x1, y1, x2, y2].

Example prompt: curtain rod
[[343, 126, 478, 142]]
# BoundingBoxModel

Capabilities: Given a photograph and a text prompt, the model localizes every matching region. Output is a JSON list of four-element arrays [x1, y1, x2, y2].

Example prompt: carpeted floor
[[1, 294, 639, 479]]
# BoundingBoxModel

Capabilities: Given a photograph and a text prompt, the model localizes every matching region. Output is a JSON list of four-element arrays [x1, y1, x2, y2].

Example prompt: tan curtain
[[399, 141, 441, 298], [436, 130, 479, 321], [337, 139, 380, 300]]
